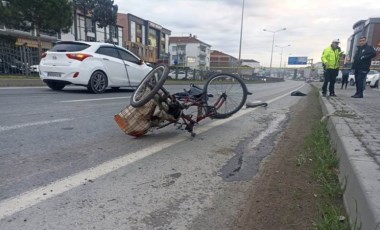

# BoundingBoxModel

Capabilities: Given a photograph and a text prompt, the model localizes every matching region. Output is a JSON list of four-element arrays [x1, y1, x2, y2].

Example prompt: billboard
[[288, 56, 308, 65]]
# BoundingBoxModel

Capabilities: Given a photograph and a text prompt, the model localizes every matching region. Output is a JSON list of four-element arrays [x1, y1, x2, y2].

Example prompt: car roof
[[54, 41, 126, 50]]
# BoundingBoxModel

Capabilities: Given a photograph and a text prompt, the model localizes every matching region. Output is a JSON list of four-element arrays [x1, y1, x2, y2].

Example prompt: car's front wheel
[[46, 81, 66, 91], [87, 71, 108, 94]]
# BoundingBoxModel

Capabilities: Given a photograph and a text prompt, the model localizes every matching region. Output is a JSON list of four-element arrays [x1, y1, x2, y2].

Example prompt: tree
[[1, 0, 73, 56], [92, 0, 118, 43], [73, 0, 95, 41]]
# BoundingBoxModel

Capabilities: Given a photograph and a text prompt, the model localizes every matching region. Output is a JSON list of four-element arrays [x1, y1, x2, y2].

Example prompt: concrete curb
[[319, 94, 380, 230], [0, 79, 45, 87]]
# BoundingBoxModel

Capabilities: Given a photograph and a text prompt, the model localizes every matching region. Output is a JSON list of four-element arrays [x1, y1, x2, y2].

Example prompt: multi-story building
[[117, 13, 171, 64], [169, 35, 211, 70], [346, 18, 380, 67], [210, 50, 239, 73], [61, 10, 123, 46]]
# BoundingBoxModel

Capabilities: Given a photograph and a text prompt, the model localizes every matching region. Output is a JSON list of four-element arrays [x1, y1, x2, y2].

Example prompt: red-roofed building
[[210, 50, 239, 73]]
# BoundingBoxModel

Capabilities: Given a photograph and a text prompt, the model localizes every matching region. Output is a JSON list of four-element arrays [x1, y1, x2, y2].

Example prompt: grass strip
[[300, 121, 351, 230]]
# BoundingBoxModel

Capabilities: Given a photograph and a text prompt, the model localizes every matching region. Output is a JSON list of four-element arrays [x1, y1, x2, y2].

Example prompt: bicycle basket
[[114, 100, 156, 137]]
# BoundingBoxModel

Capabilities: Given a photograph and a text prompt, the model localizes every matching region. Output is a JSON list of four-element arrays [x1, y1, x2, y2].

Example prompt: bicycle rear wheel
[[204, 73, 248, 119], [130, 64, 169, 108]]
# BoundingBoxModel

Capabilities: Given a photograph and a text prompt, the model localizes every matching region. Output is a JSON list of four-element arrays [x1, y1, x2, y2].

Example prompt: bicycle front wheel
[[130, 64, 169, 108], [204, 73, 248, 119]]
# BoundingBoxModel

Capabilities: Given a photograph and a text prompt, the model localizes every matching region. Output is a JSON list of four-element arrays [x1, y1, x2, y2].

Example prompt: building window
[[110, 26, 118, 39], [148, 28, 157, 47], [85, 18, 95, 33], [136, 24, 142, 44], [86, 36, 96, 41], [187, 57, 196, 63]]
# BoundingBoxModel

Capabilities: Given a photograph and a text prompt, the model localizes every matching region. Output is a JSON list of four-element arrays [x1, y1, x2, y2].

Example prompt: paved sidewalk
[[315, 82, 380, 230]]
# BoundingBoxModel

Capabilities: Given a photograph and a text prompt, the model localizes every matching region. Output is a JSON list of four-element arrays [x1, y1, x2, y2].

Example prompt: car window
[[96, 47, 120, 59], [117, 49, 140, 64], [51, 42, 90, 52]]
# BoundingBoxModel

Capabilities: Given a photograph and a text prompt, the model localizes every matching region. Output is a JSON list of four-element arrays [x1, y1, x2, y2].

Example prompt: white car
[[39, 41, 152, 93], [366, 70, 379, 88], [348, 70, 379, 88], [168, 70, 193, 79], [29, 65, 39, 73]]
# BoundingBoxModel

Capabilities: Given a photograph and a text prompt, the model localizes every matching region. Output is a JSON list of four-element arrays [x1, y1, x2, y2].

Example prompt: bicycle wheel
[[204, 73, 248, 119], [130, 64, 169, 108]]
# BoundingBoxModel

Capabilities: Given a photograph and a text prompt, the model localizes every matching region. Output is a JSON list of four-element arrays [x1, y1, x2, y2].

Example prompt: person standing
[[321, 39, 344, 97], [341, 57, 351, 89], [351, 36, 377, 98]]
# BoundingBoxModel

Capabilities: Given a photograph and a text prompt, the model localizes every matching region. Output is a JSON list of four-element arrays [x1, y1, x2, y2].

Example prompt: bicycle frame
[[154, 85, 224, 136]]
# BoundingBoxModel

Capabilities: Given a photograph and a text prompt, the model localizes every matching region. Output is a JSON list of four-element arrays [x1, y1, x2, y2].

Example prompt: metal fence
[[0, 41, 41, 76]]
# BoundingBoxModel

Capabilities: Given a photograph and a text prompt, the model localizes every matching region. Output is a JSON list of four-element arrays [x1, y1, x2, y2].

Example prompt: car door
[[117, 48, 151, 85], [95, 47, 129, 86]]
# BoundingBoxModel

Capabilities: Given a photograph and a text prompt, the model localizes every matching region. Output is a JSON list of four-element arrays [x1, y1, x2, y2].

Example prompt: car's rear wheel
[[87, 71, 108, 94], [349, 79, 355, 86], [46, 81, 66, 91]]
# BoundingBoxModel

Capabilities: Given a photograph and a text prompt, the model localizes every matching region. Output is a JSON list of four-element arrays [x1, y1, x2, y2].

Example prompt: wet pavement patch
[[219, 114, 289, 182]]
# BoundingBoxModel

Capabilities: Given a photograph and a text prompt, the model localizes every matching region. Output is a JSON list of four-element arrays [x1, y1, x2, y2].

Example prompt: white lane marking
[[0, 84, 305, 219], [0, 138, 187, 219], [59, 96, 131, 103], [0, 119, 73, 132]]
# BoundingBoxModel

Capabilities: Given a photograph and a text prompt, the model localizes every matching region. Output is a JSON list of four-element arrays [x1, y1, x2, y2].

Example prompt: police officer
[[321, 39, 344, 97]]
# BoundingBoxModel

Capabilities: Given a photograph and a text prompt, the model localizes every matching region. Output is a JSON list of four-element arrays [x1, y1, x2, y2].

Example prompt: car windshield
[[50, 42, 90, 52]]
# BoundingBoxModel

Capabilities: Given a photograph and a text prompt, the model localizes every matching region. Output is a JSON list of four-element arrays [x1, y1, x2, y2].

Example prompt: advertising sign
[[288, 56, 308, 65], [371, 24, 380, 61]]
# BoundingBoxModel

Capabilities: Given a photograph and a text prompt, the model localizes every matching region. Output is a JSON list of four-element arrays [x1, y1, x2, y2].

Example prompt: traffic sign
[[288, 57, 308, 65]]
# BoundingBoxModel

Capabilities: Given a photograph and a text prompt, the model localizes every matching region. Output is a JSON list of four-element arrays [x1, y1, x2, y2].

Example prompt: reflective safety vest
[[321, 46, 343, 69]]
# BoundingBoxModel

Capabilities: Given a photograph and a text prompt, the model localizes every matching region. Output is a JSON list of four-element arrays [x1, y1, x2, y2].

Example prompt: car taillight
[[66, 53, 92, 61]]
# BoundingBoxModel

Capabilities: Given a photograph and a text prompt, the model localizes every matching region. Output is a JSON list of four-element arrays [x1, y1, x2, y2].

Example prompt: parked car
[[0, 60, 24, 74], [29, 65, 39, 73], [366, 70, 379, 88], [348, 70, 379, 88], [168, 70, 193, 79], [39, 41, 152, 93]]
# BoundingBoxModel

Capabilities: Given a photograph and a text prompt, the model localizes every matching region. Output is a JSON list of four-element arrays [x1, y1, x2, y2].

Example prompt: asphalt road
[[0, 81, 308, 229]]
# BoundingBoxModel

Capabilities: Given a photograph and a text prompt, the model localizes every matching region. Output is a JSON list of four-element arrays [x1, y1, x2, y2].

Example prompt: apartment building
[[117, 13, 171, 64], [169, 35, 211, 70]]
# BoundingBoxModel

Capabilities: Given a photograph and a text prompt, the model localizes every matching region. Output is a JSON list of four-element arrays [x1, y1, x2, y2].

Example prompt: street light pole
[[237, 0, 245, 75], [263, 28, 286, 77], [275, 45, 291, 78], [238, 0, 245, 62]]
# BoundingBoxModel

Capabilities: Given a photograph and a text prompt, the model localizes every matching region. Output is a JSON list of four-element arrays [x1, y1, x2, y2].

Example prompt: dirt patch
[[233, 88, 322, 230]]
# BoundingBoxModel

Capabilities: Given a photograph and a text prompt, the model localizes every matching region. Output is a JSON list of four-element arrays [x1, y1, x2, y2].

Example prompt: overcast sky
[[114, 0, 380, 67]]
